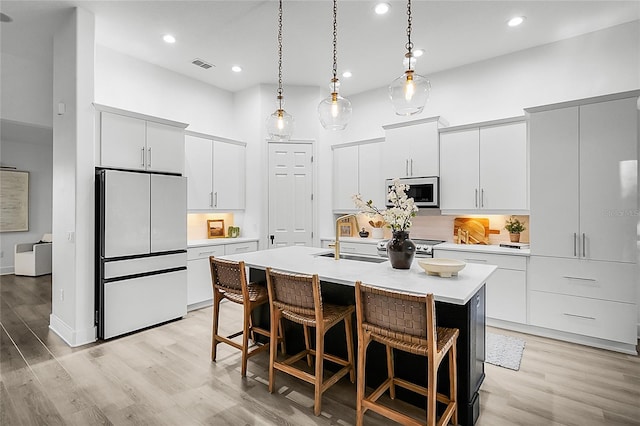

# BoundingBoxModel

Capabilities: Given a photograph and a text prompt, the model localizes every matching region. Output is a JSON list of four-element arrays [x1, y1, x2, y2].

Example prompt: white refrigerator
[[95, 169, 187, 339]]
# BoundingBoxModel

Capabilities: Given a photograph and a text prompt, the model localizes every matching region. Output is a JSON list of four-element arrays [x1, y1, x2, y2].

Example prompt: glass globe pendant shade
[[318, 89, 352, 131], [389, 69, 431, 116], [266, 108, 294, 141]]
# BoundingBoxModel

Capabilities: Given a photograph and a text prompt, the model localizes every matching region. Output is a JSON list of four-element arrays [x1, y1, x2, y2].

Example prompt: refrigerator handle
[[140, 147, 145, 167]]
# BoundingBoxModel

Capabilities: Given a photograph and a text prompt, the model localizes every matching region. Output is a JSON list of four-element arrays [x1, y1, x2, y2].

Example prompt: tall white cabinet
[[95, 104, 188, 175], [332, 138, 385, 212], [527, 91, 639, 353], [382, 117, 446, 179], [439, 117, 528, 214], [184, 131, 246, 210]]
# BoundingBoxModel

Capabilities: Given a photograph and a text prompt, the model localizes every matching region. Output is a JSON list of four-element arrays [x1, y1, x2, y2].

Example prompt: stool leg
[[241, 302, 251, 377], [268, 308, 281, 394], [386, 345, 395, 399], [278, 319, 286, 355], [303, 324, 313, 367], [427, 360, 437, 426], [314, 326, 324, 416], [450, 342, 458, 425], [344, 314, 355, 383], [356, 334, 370, 426], [211, 290, 222, 362]]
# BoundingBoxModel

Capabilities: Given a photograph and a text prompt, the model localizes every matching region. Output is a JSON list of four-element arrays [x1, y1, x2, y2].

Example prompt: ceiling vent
[[191, 58, 214, 70]]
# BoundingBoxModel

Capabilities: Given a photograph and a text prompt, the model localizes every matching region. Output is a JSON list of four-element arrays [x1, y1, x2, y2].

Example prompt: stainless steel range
[[376, 238, 445, 258]]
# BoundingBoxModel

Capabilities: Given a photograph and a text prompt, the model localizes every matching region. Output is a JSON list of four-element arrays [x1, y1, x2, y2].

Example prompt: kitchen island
[[222, 246, 497, 425]]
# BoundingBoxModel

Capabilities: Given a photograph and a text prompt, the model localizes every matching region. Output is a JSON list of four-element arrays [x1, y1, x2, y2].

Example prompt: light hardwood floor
[[1, 273, 639, 425]]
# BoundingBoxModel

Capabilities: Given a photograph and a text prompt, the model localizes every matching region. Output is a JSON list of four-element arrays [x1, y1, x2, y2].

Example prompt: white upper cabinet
[[440, 118, 528, 214], [332, 139, 385, 212], [528, 93, 639, 262], [382, 117, 445, 179], [184, 131, 246, 211], [96, 105, 187, 174]]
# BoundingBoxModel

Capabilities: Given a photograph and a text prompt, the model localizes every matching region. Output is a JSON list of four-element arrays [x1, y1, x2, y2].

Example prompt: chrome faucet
[[329, 213, 357, 260]]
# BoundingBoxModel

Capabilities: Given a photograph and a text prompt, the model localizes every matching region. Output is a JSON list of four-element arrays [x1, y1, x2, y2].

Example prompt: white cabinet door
[[185, 135, 214, 210], [187, 258, 213, 306], [485, 269, 526, 324], [384, 121, 440, 178], [529, 107, 580, 258], [440, 129, 479, 210], [479, 121, 527, 210], [333, 145, 359, 211], [150, 174, 187, 253], [359, 142, 385, 209], [101, 112, 147, 171], [579, 98, 637, 263], [213, 141, 246, 209], [146, 121, 185, 174]]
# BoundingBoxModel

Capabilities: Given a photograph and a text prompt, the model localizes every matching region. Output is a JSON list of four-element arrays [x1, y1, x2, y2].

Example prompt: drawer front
[[187, 245, 225, 261], [340, 241, 379, 256], [435, 250, 526, 271], [224, 241, 259, 255], [529, 291, 636, 344], [104, 253, 187, 279], [529, 256, 636, 303]]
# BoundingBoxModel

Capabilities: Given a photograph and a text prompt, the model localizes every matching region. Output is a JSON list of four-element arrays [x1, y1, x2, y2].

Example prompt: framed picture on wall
[[0, 170, 29, 232], [207, 219, 225, 238]]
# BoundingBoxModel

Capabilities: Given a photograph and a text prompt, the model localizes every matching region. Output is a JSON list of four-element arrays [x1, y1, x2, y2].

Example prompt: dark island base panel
[[249, 268, 486, 426]]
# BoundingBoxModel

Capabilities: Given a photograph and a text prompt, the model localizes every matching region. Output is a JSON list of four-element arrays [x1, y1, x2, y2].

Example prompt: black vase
[[386, 230, 415, 269]]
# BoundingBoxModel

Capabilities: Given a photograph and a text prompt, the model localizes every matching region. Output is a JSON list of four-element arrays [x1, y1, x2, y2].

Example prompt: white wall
[[0, 134, 53, 274], [95, 46, 237, 139]]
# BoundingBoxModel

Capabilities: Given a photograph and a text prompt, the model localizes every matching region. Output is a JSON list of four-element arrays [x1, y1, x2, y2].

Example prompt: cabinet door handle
[[342, 246, 356, 252], [410, 159, 413, 176], [147, 147, 152, 167], [209, 192, 213, 207], [475, 189, 478, 208], [140, 147, 145, 166], [405, 159, 409, 177], [214, 192, 218, 208], [199, 251, 219, 256], [582, 233, 586, 258], [562, 276, 597, 285], [481, 189, 484, 208], [563, 313, 596, 321], [573, 233, 577, 257], [464, 258, 487, 263]]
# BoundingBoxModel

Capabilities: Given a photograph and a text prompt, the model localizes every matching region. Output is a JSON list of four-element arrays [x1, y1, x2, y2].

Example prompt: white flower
[[352, 178, 418, 232]]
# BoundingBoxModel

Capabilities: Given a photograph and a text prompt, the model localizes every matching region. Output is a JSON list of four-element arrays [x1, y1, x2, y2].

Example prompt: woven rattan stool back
[[210, 257, 246, 297], [266, 269, 321, 318]]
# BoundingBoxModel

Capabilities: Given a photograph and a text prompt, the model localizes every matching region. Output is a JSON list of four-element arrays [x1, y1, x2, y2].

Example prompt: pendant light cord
[[332, 0, 338, 92], [405, 0, 414, 70], [277, 0, 284, 110]]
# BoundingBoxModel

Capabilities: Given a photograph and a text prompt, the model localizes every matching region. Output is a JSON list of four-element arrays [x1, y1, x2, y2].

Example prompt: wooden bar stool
[[355, 281, 459, 426], [209, 257, 285, 377], [265, 268, 355, 416]]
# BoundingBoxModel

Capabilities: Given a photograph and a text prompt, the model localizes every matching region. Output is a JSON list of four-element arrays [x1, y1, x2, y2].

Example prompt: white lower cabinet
[[225, 241, 259, 255], [528, 256, 637, 345], [434, 250, 527, 324]]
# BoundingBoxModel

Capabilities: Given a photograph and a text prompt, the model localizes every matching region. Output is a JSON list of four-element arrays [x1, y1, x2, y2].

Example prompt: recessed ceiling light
[[342, 71, 352, 78], [231, 65, 242, 73], [163, 34, 176, 44], [413, 49, 425, 58], [374, 2, 390, 15], [507, 16, 525, 27]]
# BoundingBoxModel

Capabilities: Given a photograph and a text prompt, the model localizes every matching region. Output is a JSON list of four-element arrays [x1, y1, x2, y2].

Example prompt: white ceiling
[[1, 0, 639, 97]]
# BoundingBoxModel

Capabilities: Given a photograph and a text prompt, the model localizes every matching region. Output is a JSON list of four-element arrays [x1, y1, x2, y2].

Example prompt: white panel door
[[358, 142, 385, 209], [185, 135, 214, 210], [103, 170, 150, 258], [439, 129, 479, 210], [146, 121, 185, 174], [579, 98, 638, 263], [268, 142, 313, 248], [100, 112, 146, 171], [332, 145, 358, 211], [479, 121, 527, 210], [213, 141, 246, 209], [150, 174, 187, 253], [529, 107, 580, 258]]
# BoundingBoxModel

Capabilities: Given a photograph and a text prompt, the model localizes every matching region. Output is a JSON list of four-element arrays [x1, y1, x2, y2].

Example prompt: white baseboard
[[0, 266, 15, 275], [49, 314, 96, 347], [187, 298, 213, 312], [487, 318, 638, 355]]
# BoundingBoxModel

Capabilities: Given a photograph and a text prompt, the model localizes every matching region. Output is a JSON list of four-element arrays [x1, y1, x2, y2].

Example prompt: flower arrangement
[[352, 178, 418, 232]]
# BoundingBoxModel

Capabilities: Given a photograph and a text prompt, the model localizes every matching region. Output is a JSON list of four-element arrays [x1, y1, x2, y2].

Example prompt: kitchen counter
[[222, 245, 492, 425], [188, 237, 258, 248], [222, 246, 496, 305], [435, 242, 530, 256]]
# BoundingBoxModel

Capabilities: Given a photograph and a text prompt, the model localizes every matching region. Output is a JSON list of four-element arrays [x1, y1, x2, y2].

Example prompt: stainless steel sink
[[316, 252, 387, 263]]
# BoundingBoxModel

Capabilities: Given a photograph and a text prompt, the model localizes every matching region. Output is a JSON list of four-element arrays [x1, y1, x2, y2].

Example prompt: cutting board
[[454, 218, 499, 244]]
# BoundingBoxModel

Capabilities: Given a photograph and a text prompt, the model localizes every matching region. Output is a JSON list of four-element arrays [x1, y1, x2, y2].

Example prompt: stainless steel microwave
[[385, 176, 439, 208]]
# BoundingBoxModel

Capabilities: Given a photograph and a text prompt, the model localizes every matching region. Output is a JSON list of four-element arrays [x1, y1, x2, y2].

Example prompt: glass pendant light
[[266, 0, 294, 140], [389, 0, 430, 116], [318, 0, 352, 130]]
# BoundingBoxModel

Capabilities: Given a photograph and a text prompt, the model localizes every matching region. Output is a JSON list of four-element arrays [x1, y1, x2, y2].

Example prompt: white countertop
[[221, 246, 496, 305], [435, 242, 530, 256], [188, 237, 259, 248]]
